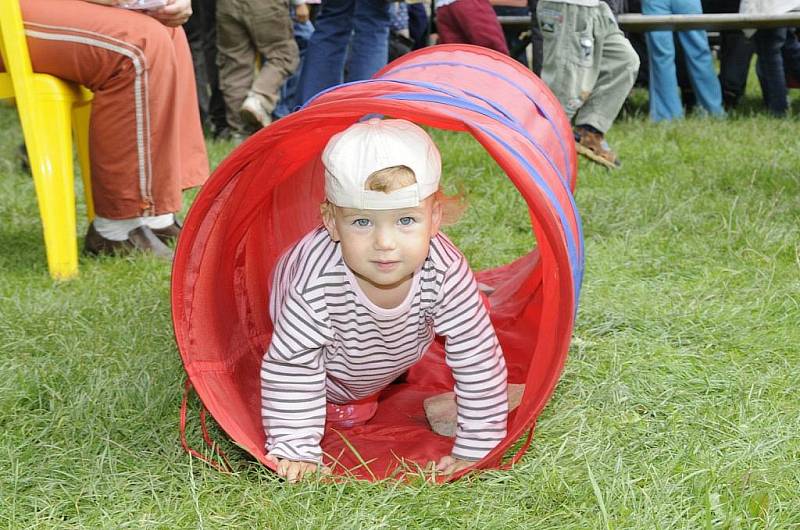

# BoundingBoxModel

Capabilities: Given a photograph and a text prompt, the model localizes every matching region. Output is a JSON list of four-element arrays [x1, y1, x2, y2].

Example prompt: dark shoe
[[722, 89, 740, 110], [212, 124, 233, 140], [574, 126, 621, 169], [150, 218, 182, 244], [84, 223, 174, 260]]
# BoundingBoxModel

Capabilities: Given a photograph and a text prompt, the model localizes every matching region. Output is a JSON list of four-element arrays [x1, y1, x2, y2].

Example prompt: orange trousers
[[20, 0, 209, 219]]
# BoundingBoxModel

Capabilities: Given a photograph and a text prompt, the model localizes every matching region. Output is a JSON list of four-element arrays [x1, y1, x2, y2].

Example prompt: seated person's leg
[[575, 15, 639, 134], [572, 4, 638, 167], [537, 1, 583, 121], [22, 0, 206, 256]]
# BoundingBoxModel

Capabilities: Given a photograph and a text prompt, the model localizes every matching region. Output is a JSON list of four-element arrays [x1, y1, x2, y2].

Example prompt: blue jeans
[[643, 0, 723, 121], [274, 18, 314, 118], [753, 28, 800, 116], [297, 0, 390, 105], [407, 2, 428, 50]]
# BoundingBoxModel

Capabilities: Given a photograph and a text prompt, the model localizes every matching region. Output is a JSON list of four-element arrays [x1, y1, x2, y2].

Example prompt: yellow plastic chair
[[0, 0, 93, 280]]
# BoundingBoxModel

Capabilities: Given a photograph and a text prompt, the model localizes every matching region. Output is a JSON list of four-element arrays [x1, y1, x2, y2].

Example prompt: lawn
[[1, 85, 799, 529]]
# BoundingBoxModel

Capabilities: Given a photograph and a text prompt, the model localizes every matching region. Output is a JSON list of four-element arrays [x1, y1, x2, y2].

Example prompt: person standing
[[537, 0, 639, 168], [297, 0, 391, 105], [702, 0, 754, 109], [642, 0, 724, 121], [740, 0, 800, 116], [216, 0, 299, 137]]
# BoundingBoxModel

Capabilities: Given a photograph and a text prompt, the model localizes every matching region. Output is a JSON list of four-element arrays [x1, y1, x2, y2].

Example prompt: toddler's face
[[323, 196, 442, 298]]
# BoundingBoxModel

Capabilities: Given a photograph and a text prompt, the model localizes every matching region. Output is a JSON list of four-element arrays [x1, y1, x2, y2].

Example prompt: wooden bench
[[497, 12, 800, 32]]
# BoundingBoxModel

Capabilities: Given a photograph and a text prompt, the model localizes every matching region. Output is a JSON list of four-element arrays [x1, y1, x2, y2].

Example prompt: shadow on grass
[[0, 225, 51, 277]]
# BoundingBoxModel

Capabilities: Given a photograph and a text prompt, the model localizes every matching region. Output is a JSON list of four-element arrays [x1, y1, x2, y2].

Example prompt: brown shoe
[[574, 126, 621, 169], [84, 223, 174, 260], [150, 218, 182, 244]]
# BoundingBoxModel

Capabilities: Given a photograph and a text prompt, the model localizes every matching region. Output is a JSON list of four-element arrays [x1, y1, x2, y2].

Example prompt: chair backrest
[[0, 0, 39, 122], [0, 0, 36, 100], [0, 0, 35, 76]]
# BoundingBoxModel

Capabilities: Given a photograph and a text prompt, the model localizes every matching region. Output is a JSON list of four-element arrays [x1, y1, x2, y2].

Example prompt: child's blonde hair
[[321, 165, 465, 225]]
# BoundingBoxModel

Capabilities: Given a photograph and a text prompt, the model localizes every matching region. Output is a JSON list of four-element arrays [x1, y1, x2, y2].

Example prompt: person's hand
[[146, 0, 193, 26], [294, 3, 310, 23], [435, 455, 474, 476], [265, 453, 330, 483]]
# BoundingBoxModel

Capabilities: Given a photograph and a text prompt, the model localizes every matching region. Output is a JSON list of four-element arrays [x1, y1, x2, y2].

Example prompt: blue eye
[[353, 218, 371, 227], [398, 217, 415, 226]]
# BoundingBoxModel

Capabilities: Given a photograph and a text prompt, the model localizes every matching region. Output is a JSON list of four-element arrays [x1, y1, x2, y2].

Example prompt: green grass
[[1, 85, 799, 528]]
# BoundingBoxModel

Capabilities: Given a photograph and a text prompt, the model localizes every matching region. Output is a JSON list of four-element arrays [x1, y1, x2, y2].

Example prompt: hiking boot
[[240, 93, 272, 129], [574, 126, 621, 169]]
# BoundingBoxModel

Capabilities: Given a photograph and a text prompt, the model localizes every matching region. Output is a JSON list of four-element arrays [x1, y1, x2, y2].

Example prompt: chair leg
[[24, 96, 79, 280], [73, 99, 94, 222]]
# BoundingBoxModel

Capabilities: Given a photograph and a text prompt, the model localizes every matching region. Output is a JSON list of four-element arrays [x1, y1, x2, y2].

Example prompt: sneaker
[[574, 126, 621, 169], [240, 93, 272, 129]]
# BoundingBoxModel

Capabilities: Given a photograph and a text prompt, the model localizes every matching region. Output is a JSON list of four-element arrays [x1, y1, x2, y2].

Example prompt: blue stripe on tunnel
[[384, 61, 572, 181], [303, 64, 572, 188], [361, 79, 570, 192]]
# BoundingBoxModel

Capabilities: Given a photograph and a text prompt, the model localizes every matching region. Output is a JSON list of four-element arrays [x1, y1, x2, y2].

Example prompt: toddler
[[261, 118, 508, 482]]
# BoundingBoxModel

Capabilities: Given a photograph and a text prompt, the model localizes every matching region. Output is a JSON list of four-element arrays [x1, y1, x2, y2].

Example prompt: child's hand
[[294, 3, 310, 23], [435, 455, 474, 476], [265, 453, 330, 483]]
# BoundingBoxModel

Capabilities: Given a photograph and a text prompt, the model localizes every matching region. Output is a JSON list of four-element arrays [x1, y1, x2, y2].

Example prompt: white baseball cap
[[322, 118, 441, 210]]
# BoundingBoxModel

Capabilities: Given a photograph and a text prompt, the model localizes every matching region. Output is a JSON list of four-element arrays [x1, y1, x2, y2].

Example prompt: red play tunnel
[[172, 45, 583, 481]]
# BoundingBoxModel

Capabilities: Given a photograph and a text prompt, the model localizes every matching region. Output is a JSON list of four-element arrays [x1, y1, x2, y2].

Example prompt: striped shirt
[[261, 227, 508, 463]]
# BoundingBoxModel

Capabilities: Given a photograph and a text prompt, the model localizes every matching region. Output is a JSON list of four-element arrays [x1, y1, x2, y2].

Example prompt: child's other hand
[[294, 3, 310, 23], [266, 453, 330, 483], [435, 455, 474, 476]]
